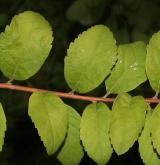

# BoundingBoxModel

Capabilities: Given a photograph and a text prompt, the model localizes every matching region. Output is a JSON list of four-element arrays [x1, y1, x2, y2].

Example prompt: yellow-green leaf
[[57, 105, 84, 165], [110, 93, 147, 155], [0, 11, 53, 80], [139, 111, 160, 165], [151, 103, 160, 155], [105, 41, 147, 95], [64, 25, 117, 93], [28, 92, 68, 155], [80, 102, 112, 165], [146, 31, 160, 93], [0, 103, 6, 151]]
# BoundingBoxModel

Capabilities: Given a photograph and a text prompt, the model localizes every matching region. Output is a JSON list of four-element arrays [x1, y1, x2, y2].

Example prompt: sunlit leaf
[[80, 102, 112, 165], [28, 92, 68, 155], [64, 25, 117, 93], [0, 11, 53, 80], [146, 31, 160, 93], [139, 111, 160, 165], [0, 103, 6, 151], [110, 93, 147, 155], [57, 105, 84, 165], [151, 103, 160, 155], [105, 41, 147, 95]]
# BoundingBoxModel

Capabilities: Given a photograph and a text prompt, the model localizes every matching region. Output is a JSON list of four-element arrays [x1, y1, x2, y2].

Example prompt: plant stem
[[0, 83, 159, 103]]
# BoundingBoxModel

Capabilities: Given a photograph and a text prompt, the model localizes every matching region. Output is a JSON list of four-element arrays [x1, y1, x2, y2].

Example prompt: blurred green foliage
[[0, 0, 159, 164]]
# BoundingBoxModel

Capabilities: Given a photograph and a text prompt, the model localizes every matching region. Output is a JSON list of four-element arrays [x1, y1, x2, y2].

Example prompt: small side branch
[[0, 83, 159, 103]]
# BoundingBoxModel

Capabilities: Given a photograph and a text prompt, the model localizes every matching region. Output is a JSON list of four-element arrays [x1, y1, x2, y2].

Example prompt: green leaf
[[64, 25, 117, 93], [80, 102, 112, 165], [0, 103, 6, 151], [0, 11, 53, 80], [151, 103, 160, 155], [57, 105, 84, 165], [146, 31, 160, 93], [28, 92, 68, 155], [139, 111, 160, 165], [110, 93, 147, 155], [105, 41, 147, 95]]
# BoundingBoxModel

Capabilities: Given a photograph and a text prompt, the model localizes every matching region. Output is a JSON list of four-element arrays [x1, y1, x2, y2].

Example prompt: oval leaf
[[105, 41, 147, 95], [28, 92, 68, 155], [110, 93, 147, 155], [151, 103, 160, 155], [0, 11, 53, 80], [64, 25, 117, 93], [146, 32, 160, 93], [57, 105, 84, 165], [139, 111, 160, 165], [146, 31, 160, 93], [0, 103, 6, 151], [80, 102, 113, 165]]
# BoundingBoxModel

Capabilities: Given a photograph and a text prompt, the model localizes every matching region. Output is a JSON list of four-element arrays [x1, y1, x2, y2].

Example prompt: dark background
[[0, 0, 159, 164]]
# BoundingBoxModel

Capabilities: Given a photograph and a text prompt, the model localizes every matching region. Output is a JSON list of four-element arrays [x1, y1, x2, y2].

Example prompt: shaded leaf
[[117, 28, 130, 44], [131, 28, 148, 43], [66, 0, 90, 23], [82, 0, 105, 7], [139, 111, 160, 165], [110, 93, 147, 155], [105, 41, 147, 95], [0, 11, 53, 80], [65, 25, 117, 93], [146, 31, 160, 93], [80, 102, 112, 165], [0, 103, 6, 151], [28, 92, 68, 155], [66, 0, 107, 25], [57, 105, 84, 165]]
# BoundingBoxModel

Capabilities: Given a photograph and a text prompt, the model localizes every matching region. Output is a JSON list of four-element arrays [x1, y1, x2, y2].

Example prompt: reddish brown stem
[[0, 83, 159, 103]]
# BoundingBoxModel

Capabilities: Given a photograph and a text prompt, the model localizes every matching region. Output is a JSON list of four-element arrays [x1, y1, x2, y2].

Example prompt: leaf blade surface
[[110, 93, 147, 155], [0, 11, 53, 80], [80, 102, 112, 165], [105, 41, 147, 94], [65, 25, 117, 93], [28, 92, 68, 155], [57, 105, 84, 165]]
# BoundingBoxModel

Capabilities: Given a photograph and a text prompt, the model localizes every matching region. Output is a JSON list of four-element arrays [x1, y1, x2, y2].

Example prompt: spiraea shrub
[[0, 10, 160, 165]]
